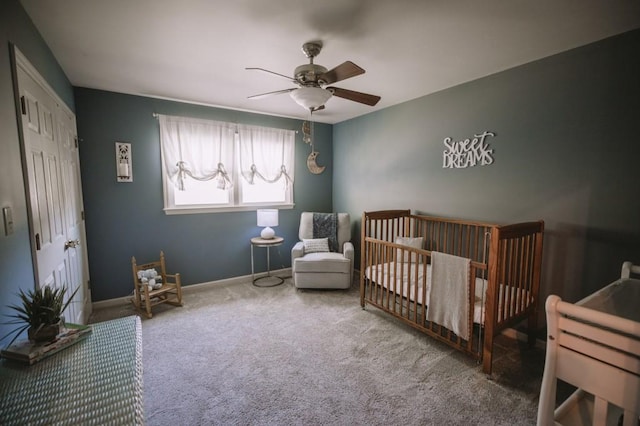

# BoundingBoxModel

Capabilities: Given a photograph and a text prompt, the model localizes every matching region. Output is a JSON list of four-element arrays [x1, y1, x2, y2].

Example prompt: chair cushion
[[294, 253, 351, 274]]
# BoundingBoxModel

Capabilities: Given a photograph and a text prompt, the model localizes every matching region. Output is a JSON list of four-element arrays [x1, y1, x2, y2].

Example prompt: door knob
[[64, 239, 80, 249]]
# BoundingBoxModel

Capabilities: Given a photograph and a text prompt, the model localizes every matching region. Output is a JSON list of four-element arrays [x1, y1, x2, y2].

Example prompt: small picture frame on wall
[[115, 142, 132, 182]]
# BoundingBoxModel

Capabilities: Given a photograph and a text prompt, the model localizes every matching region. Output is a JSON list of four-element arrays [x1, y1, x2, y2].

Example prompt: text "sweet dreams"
[[443, 131, 495, 169]]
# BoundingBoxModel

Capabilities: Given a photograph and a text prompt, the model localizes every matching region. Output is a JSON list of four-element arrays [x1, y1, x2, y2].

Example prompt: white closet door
[[16, 50, 90, 324]]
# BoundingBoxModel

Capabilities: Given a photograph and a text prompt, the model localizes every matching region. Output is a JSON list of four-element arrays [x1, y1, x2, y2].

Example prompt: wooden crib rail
[[496, 221, 544, 238], [362, 236, 488, 275], [363, 209, 411, 221]]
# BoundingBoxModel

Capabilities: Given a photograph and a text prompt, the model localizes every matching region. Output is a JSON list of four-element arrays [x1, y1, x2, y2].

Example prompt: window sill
[[163, 204, 294, 215]]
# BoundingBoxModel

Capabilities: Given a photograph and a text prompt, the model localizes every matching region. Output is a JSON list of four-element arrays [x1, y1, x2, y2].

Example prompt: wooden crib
[[359, 210, 544, 376]]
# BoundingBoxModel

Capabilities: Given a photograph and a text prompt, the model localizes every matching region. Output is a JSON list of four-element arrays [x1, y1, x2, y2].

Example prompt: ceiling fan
[[246, 41, 381, 113]]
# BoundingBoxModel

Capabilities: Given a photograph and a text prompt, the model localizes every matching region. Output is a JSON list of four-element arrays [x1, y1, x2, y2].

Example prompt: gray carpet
[[90, 277, 548, 425]]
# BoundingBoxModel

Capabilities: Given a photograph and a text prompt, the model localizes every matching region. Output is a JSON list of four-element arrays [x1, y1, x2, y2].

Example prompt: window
[[159, 114, 295, 214]]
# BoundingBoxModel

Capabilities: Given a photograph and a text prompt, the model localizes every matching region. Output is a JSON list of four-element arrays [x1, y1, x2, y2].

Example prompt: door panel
[[24, 92, 39, 133], [29, 150, 48, 244]]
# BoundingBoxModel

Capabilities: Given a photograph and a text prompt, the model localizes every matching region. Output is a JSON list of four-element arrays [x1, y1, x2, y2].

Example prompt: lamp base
[[260, 226, 275, 239]]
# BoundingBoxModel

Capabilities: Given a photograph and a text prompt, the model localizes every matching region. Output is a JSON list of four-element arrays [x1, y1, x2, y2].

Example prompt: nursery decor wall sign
[[115, 142, 132, 182], [442, 131, 495, 169]]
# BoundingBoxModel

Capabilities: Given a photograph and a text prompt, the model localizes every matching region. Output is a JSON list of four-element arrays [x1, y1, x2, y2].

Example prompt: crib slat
[[373, 240, 380, 303], [513, 238, 522, 313], [498, 240, 507, 323], [467, 265, 476, 352], [411, 261, 418, 321], [520, 236, 529, 310], [503, 239, 512, 320], [384, 251, 390, 311], [421, 261, 428, 325]]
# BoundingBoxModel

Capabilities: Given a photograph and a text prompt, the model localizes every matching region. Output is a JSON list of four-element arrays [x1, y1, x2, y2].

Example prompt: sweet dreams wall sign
[[442, 131, 495, 169]]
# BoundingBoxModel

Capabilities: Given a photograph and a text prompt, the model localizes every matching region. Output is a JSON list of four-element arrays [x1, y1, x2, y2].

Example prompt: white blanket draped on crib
[[427, 252, 471, 340]]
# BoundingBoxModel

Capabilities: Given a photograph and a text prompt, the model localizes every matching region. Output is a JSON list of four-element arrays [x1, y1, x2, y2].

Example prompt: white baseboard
[[91, 267, 292, 310]]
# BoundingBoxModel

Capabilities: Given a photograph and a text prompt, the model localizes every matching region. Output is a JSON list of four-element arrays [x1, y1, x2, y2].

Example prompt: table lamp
[[257, 209, 278, 239]]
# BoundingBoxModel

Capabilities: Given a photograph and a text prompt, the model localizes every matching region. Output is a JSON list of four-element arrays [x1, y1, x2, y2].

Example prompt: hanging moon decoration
[[302, 120, 325, 174], [307, 151, 325, 174]]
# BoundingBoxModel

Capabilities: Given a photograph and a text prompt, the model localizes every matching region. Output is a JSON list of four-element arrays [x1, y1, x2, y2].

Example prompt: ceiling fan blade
[[245, 67, 297, 83], [318, 61, 365, 85], [327, 87, 381, 106], [247, 88, 296, 100]]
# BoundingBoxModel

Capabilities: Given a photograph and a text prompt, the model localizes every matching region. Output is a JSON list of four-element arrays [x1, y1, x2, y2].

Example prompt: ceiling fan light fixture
[[290, 87, 332, 110]]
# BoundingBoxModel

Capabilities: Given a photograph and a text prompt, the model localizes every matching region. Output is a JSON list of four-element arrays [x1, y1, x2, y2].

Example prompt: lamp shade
[[257, 209, 278, 227], [257, 209, 278, 239], [290, 87, 332, 109]]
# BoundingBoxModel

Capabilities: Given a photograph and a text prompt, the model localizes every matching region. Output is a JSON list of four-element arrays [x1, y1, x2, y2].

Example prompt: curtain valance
[[159, 114, 236, 190], [237, 124, 295, 188]]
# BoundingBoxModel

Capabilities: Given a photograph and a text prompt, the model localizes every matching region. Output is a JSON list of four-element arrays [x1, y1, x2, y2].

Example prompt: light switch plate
[[3, 206, 14, 236]]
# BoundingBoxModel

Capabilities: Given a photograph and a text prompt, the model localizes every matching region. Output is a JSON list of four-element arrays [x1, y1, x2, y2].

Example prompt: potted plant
[[2, 285, 78, 347]]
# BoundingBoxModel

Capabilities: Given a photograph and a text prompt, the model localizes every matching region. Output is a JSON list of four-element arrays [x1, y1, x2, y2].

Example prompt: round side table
[[250, 236, 284, 287]]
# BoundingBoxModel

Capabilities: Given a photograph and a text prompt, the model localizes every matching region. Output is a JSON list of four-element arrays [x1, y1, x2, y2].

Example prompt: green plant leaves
[[1, 285, 79, 348]]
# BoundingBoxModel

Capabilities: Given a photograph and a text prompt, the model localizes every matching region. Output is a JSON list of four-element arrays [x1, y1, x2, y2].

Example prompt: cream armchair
[[291, 212, 354, 289]]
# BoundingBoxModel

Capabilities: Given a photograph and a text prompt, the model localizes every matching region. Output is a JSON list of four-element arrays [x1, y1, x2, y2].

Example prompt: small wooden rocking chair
[[131, 251, 183, 318]]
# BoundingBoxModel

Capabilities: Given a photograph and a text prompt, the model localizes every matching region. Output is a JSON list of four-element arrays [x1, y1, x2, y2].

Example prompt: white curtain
[[159, 114, 235, 190], [238, 124, 295, 187]]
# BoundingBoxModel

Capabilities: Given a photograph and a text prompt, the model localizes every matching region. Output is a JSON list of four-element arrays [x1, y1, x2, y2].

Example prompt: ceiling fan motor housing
[[247, 39, 380, 109], [294, 64, 328, 86]]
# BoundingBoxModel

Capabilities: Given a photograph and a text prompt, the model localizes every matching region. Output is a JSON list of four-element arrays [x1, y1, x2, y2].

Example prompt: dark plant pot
[[28, 321, 61, 343]]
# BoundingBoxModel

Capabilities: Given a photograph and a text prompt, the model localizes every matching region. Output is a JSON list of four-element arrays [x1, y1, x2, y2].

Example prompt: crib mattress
[[364, 263, 531, 325]]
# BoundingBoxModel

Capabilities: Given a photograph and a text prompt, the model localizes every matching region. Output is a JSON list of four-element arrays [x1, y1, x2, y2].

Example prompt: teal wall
[[0, 0, 74, 343], [334, 29, 640, 304], [74, 88, 333, 301]]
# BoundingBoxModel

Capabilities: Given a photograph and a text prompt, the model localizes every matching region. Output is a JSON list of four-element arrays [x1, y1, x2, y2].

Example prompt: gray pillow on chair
[[303, 238, 330, 253]]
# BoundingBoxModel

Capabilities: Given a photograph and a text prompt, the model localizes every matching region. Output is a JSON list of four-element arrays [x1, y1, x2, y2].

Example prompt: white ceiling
[[20, 0, 640, 124]]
